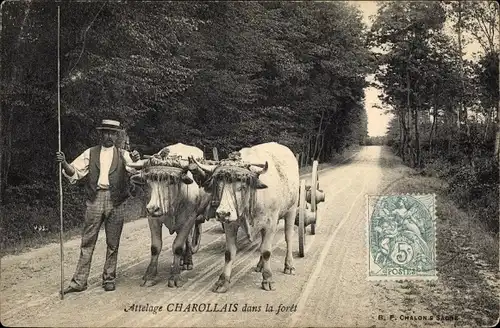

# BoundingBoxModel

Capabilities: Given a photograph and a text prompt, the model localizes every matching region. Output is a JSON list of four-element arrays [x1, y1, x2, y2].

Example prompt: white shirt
[[63, 146, 137, 188], [98, 146, 114, 188]]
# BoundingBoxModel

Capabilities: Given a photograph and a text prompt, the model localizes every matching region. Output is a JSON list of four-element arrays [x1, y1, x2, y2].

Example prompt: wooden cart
[[297, 160, 325, 257]]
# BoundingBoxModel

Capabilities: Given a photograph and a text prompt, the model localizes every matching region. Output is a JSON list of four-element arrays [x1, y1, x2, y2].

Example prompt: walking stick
[[57, 5, 65, 300]]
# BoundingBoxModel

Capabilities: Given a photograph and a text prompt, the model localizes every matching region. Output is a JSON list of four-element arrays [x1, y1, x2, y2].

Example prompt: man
[[56, 119, 140, 294]]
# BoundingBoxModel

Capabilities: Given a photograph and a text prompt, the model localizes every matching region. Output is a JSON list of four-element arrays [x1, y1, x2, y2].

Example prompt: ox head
[[188, 156, 268, 222], [128, 156, 194, 217]]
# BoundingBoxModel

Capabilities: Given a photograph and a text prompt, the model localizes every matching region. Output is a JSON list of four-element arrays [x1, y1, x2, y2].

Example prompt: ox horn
[[126, 158, 149, 169], [130, 172, 147, 185], [189, 156, 218, 174], [249, 161, 268, 175]]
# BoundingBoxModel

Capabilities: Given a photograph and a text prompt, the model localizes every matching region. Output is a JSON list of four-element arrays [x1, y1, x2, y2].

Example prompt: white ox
[[129, 143, 211, 287], [190, 142, 299, 292]]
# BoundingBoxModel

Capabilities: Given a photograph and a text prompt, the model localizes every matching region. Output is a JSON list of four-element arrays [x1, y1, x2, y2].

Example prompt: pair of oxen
[[127, 142, 299, 293]]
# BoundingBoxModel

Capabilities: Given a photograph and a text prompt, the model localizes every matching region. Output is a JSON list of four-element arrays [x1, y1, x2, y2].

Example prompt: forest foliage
[[0, 1, 371, 247], [369, 1, 499, 232], [1, 1, 498, 249]]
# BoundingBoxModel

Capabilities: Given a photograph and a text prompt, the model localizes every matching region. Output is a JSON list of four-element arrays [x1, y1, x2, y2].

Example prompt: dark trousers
[[69, 190, 125, 289]]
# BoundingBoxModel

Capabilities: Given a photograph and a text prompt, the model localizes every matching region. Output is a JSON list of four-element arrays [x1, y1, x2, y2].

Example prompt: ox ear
[[255, 179, 268, 189], [181, 173, 194, 185], [202, 177, 214, 192]]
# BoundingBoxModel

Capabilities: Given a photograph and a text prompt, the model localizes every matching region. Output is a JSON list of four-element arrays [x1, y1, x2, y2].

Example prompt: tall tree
[[371, 1, 448, 165]]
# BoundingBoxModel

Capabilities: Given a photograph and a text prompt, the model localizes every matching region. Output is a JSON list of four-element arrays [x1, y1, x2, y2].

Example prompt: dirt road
[[0, 147, 469, 327]]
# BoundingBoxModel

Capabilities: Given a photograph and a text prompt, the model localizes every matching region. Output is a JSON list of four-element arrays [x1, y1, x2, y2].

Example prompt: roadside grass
[[384, 172, 499, 326], [0, 196, 146, 258]]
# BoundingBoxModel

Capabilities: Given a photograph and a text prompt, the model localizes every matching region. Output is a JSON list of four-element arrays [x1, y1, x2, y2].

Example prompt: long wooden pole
[[212, 147, 219, 161], [57, 5, 65, 300]]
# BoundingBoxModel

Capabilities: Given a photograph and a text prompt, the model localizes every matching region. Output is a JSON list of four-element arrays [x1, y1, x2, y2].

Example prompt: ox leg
[[260, 226, 275, 291], [168, 215, 196, 288], [254, 229, 266, 272], [182, 237, 193, 271], [213, 223, 238, 293], [180, 226, 191, 269], [142, 218, 162, 287], [283, 209, 296, 275]]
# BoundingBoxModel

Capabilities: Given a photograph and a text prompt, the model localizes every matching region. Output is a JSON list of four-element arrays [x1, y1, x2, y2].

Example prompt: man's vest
[[85, 145, 130, 206]]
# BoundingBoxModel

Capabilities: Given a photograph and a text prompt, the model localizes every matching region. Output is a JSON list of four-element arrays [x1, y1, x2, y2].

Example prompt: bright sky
[[351, 1, 489, 136], [352, 1, 393, 137]]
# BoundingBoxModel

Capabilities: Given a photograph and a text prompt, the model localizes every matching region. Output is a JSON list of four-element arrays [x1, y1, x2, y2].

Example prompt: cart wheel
[[191, 223, 202, 254], [310, 160, 319, 235], [298, 180, 306, 257]]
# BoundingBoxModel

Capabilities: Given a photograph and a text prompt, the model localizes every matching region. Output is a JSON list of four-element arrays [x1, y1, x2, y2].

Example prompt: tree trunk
[[429, 105, 437, 154], [318, 130, 325, 161], [295, 152, 301, 167], [430, 90, 440, 154], [406, 64, 412, 166], [495, 3, 500, 163], [300, 134, 306, 168], [401, 109, 409, 162], [484, 108, 491, 142], [0, 3, 33, 204], [305, 135, 311, 166], [434, 106, 439, 141], [0, 108, 6, 204], [414, 106, 421, 167], [0, 106, 14, 205], [457, 1, 464, 130], [495, 102, 500, 163], [446, 107, 453, 153], [312, 109, 325, 161], [458, 5, 475, 169], [0, 0, 2, 204], [399, 113, 404, 157], [212, 147, 219, 161]]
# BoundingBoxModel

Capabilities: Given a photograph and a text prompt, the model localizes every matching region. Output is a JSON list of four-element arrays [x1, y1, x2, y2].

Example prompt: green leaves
[[1, 1, 372, 208], [370, 0, 498, 170]]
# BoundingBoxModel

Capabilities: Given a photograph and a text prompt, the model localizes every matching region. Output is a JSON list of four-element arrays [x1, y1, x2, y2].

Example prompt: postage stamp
[[367, 194, 437, 280]]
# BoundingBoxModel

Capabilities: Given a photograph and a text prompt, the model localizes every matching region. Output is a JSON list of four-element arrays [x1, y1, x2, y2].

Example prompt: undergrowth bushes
[[0, 181, 146, 252], [418, 146, 499, 233]]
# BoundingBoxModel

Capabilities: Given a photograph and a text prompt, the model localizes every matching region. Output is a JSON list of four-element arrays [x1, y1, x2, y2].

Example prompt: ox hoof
[[168, 275, 186, 288], [283, 266, 295, 275], [182, 264, 193, 271], [141, 279, 157, 287], [261, 280, 274, 291], [212, 280, 230, 293]]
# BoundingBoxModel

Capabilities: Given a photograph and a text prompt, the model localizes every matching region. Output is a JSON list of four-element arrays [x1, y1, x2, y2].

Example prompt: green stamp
[[367, 194, 437, 280]]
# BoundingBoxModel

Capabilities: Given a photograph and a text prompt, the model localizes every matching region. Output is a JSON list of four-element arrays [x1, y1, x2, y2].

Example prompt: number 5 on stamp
[[367, 194, 437, 280]]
